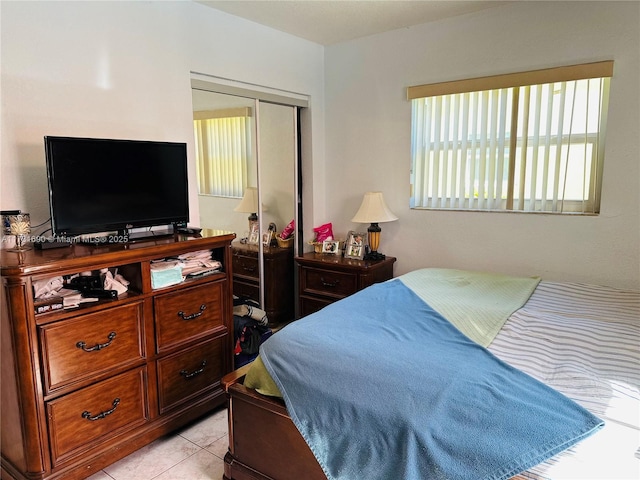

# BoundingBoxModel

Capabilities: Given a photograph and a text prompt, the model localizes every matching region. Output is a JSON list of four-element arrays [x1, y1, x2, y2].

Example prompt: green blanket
[[399, 268, 540, 347], [245, 268, 540, 397], [245, 355, 281, 396]]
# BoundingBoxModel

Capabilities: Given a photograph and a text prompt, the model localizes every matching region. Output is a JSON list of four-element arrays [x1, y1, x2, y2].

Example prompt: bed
[[221, 268, 639, 480]]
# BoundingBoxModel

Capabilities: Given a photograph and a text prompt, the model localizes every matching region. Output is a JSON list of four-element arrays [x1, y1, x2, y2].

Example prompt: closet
[[191, 76, 307, 324]]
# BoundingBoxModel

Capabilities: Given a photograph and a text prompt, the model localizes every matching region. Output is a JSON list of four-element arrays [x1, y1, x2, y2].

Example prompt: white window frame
[[408, 61, 613, 214]]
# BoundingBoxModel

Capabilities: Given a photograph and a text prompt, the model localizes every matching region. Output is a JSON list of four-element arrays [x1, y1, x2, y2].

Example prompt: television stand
[[1, 232, 235, 480]]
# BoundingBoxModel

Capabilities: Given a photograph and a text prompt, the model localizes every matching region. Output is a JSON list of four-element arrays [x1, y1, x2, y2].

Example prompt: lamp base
[[363, 251, 386, 261]]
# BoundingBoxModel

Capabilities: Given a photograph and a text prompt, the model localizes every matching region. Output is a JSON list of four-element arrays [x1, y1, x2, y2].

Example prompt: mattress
[[488, 281, 640, 479]]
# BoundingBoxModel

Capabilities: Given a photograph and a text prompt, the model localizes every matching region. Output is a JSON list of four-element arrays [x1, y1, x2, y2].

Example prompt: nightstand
[[231, 241, 294, 325], [296, 252, 396, 317]]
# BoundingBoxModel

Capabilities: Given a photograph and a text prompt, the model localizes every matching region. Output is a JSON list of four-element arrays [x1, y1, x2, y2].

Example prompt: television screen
[[45, 136, 189, 238]]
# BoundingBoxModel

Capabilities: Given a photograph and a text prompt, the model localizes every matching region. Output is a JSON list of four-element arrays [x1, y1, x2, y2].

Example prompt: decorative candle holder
[[8, 213, 31, 251]]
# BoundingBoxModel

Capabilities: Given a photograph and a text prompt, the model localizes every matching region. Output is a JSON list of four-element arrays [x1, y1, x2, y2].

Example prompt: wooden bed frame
[[222, 365, 325, 480], [221, 365, 528, 480]]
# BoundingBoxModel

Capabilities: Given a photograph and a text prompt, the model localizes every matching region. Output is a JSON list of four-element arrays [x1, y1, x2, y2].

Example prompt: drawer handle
[[76, 331, 116, 352], [177, 304, 206, 320], [241, 264, 256, 272], [81, 398, 120, 421], [320, 277, 340, 288], [180, 360, 207, 379]]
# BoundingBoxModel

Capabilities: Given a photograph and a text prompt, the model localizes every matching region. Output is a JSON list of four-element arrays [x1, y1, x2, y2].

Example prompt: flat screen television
[[45, 136, 189, 241]]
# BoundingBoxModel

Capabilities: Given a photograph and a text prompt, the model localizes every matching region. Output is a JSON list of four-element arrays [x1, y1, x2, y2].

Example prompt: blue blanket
[[260, 280, 603, 480]]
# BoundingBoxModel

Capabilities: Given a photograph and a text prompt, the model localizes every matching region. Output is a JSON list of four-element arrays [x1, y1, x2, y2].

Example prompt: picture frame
[[322, 239, 340, 255], [344, 230, 366, 260], [262, 231, 271, 246], [248, 222, 260, 245]]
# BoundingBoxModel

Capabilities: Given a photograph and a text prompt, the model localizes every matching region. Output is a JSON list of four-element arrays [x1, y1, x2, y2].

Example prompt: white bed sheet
[[489, 281, 640, 479]]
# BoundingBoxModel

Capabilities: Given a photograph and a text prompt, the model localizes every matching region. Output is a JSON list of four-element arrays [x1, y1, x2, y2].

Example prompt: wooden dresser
[[1, 231, 235, 480], [296, 252, 396, 317], [231, 241, 294, 325]]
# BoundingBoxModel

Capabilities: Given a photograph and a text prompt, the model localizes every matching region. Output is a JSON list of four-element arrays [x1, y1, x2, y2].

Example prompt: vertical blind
[[193, 108, 251, 198], [408, 61, 613, 214]]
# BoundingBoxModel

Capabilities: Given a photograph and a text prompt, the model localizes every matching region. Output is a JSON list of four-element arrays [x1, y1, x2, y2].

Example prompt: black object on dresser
[[231, 241, 294, 326], [296, 252, 396, 318]]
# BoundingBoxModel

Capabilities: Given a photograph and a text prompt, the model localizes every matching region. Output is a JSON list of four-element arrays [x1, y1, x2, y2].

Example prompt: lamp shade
[[351, 192, 398, 224], [234, 187, 259, 214]]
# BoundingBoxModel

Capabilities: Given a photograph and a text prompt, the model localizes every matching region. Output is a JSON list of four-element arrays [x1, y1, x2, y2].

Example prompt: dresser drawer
[[40, 302, 145, 394], [154, 281, 225, 353], [47, 367, 148, 466], [157, 338, 224, 414], [300, 267, 358, 299], [232, 251, 259, 280]]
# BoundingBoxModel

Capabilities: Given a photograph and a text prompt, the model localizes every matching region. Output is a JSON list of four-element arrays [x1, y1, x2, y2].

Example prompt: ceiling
[[197, 1, 510, 46]]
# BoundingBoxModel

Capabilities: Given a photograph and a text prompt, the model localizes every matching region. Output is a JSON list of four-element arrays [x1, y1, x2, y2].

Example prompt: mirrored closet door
[[191, 80, 303, 325]]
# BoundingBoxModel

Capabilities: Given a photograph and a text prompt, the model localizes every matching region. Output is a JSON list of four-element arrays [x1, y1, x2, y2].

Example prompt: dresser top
[[1, 229, 236, 277], [231, 240, 294, 258], [296, 252, 396, 272]]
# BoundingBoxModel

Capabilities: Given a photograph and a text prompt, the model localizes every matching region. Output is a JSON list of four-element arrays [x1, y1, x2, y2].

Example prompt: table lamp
[[351, 192, 397, 260], [234, 187, 259, 232], [234, 187, 268, 244]]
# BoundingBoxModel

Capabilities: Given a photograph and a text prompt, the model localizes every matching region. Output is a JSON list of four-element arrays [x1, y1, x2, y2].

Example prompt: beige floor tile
[[153, 449, 225, 480], [102, 434, 200, 480], [85, 471, 114, 480], [178, 407, 228, 450], [206, 434, 229, 460]]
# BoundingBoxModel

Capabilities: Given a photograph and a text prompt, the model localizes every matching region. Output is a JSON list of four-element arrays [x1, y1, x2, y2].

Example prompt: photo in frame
[[248, 222, 260, 245], [322, 239, 340, 255], [344, 230, 366, 260]]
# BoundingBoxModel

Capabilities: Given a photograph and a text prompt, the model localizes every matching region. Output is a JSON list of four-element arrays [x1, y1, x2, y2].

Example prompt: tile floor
[[87, 406, 228, 480]]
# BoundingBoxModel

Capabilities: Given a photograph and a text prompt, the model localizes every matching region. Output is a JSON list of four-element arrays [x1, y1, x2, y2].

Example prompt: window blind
[[409, 62, 612, 214], [193, 108, 251, 198]]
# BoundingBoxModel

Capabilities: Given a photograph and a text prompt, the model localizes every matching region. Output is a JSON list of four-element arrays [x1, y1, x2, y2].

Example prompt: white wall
[[323, 1, 640, 289], [0, 0, 325, 237]]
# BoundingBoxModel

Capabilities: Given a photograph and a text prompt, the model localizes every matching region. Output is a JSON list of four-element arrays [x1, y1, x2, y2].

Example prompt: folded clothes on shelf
[[150, 260, 183, 289], [178, 250, 222, 276]]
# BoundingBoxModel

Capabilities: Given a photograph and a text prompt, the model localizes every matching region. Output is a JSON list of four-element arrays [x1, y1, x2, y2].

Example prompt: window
[[408, 61, 613, 214], [193, 107, 252, 198]]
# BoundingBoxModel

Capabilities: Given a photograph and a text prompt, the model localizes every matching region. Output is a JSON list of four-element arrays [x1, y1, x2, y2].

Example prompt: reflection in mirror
[[258, 102, 296, 251], [257, 102, 297, 324], [234, 186, 261, 243], [191, 87, 298, 327], [191, 90, 257, 239]]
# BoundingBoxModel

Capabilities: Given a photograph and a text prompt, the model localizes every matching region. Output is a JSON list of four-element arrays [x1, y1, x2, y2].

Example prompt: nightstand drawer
[[299, 295, 333, 317], [47, 367, 148, 466], [40, 302, 145, 394], [157, 338, 224, 413], [231, 241, 295, 326], [300, 268, 358, 299], [154, 281, 225, 353], [232, 252, 259, 280], [296, 253, 396, 320], [233, 278, 260, 303]]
